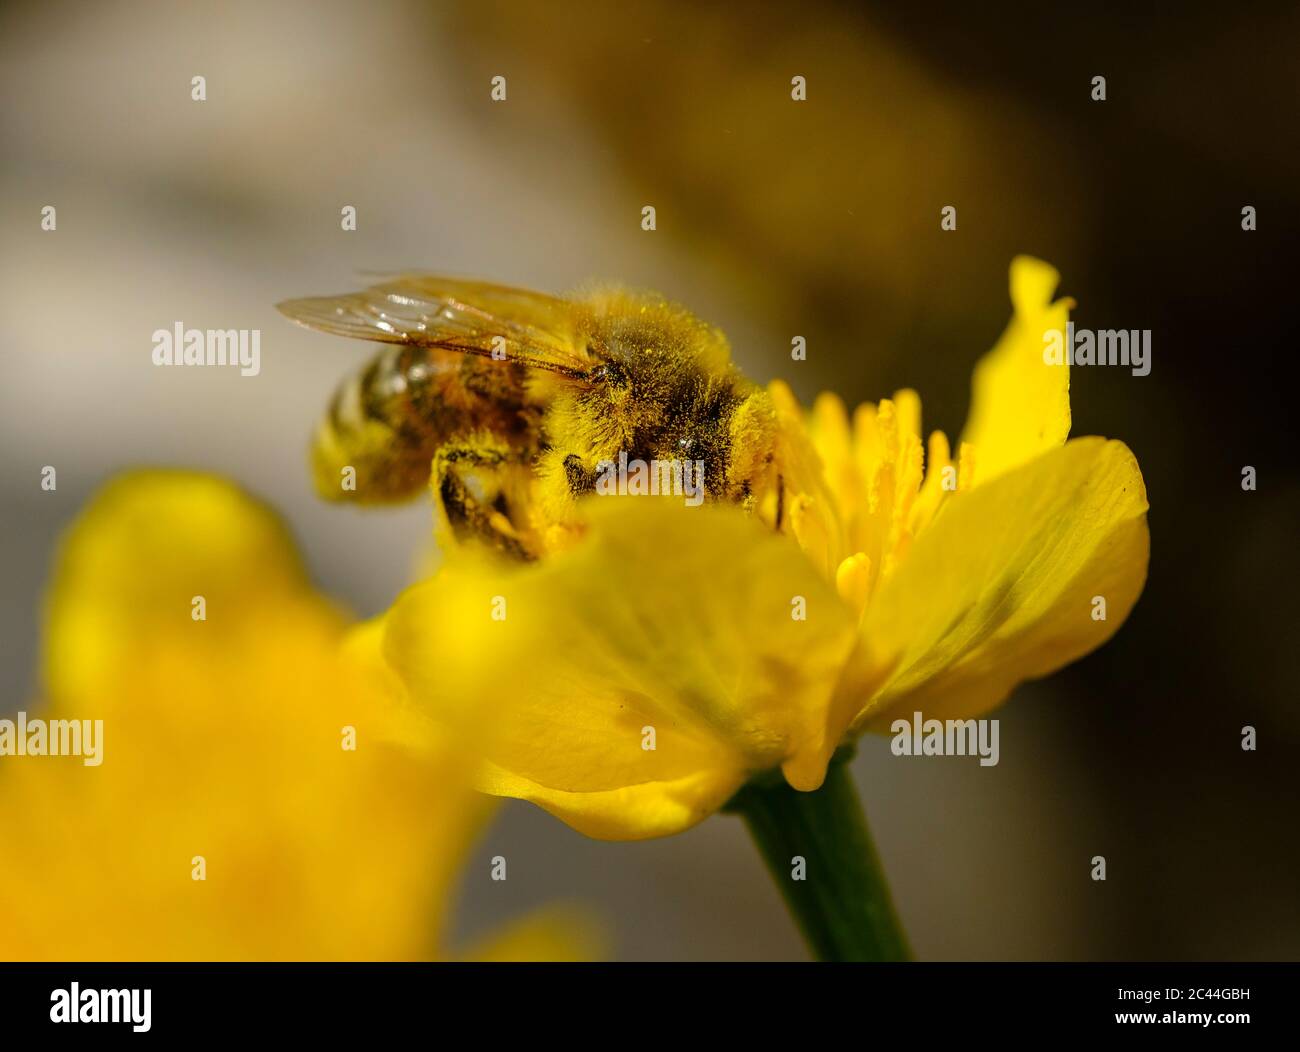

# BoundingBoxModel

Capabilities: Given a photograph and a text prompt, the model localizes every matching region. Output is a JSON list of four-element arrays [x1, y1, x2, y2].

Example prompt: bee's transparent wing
[[277, 274, 593, 377]]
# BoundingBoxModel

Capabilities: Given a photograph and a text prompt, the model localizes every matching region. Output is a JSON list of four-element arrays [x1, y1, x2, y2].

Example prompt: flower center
[[772, 383, 977, 618]]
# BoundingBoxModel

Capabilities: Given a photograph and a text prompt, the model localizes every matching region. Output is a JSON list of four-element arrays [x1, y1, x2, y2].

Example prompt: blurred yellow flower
[[0, 470, 596, 961], [379, 257, 1150, 840]]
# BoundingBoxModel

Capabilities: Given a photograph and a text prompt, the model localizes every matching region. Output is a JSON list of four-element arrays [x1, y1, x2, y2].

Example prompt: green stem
[[724, 752, 911, 961]]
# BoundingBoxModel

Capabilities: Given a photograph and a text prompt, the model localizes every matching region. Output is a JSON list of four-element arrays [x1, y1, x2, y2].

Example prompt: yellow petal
[[959, 256, 1074, 486], [41, 469, 329, 712], [853, 437, 1149, 729], [384, 499, 861, 839], [462, 906, 607, 962], [477, 761, 748, 840], [2, 470, 477, 960], [339, 616, 447, 754]]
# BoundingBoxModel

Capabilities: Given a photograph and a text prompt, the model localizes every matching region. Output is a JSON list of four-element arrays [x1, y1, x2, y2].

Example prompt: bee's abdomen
[[313, 346, 527, 503]]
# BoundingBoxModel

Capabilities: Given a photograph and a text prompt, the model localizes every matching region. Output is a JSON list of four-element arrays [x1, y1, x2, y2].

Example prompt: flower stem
[[724, 752, 911, 961]]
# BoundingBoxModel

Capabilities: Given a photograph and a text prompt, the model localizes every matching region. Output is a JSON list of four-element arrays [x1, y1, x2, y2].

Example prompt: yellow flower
[[0, 470, 596, 961], [379, 257, 1150, 840]]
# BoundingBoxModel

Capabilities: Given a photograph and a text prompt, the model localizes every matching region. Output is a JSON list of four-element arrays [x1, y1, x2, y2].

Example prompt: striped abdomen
[[311, 344, 534, 503]]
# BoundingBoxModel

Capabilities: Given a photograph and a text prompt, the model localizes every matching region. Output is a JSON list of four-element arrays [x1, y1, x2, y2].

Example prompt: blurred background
[[2, 0, 1297, 959]]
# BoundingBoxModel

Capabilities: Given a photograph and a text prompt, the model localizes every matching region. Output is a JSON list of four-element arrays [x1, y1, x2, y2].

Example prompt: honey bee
[[277, 275, 782, 558]]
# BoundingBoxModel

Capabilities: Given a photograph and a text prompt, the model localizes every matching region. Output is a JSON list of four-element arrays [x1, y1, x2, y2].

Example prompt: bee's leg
[[775, 473, 785, 531], [563, 453, 598, 497], [433, 440, 533, 560]]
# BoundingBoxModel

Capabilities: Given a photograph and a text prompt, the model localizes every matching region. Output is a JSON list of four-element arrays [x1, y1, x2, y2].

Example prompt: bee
[[277, 275, 782, 558]]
